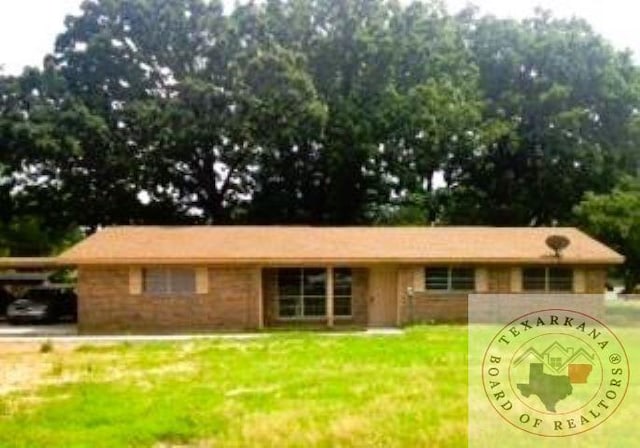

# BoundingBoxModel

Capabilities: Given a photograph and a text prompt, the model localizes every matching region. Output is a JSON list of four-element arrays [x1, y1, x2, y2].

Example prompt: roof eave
[[56, 256, 625, 266]]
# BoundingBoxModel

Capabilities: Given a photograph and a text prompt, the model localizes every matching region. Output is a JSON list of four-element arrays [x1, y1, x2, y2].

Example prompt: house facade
[[57, 226, 623, 334]]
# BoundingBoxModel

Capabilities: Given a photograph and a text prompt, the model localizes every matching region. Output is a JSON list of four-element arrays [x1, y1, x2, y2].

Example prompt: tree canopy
[[1, 0, 640, 254], [575, 177, 640, 292]]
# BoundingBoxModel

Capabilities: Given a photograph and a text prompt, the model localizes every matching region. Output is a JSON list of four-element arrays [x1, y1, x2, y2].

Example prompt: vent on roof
[[546, 235, 571, 258]]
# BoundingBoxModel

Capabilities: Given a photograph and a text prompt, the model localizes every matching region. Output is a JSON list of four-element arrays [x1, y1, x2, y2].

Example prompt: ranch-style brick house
[[54, 226, 624, 334]]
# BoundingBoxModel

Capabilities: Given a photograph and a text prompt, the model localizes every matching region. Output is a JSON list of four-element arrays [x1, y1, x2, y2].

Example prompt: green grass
[[2, 302, 639, 448], [466, 302, 640, 447], [0, 327, 468, 448]]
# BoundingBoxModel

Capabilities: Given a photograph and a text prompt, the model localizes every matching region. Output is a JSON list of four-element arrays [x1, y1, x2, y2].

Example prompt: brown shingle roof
[[57, 226, 623, 265]]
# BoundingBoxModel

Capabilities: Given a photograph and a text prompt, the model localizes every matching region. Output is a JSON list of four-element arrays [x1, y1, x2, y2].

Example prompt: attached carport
[[0, 257, 77, 336]]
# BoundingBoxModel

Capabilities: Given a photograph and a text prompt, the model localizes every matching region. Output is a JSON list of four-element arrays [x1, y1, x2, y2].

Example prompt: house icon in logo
[[513, 341, 595, 375]]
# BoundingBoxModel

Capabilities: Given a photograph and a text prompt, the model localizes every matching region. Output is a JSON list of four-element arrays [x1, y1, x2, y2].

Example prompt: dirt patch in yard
[[0, 342, 90, 396], [0, 341, 199, 397]]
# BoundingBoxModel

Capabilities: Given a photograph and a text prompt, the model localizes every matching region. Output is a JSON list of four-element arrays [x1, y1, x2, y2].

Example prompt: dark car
[[0, 287, 16, 318], [7, 286, 77, 325]]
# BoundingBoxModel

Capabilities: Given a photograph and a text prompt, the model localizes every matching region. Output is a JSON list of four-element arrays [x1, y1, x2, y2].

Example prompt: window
[[143, 268, 196, 295], [548, 268, 573, 291], [425, 267, 475, 291], [522, 267, 573, 292], [522, 267, 546, 291], [425, 267, 449, 290], [333, 268, 352, 317], [276, 268, 354, 319], [278, 268, 326, 318]]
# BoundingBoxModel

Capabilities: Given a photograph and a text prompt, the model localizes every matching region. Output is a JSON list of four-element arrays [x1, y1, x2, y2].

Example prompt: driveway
[[0, 324, 402, 343], [0, 322, 77, 338]]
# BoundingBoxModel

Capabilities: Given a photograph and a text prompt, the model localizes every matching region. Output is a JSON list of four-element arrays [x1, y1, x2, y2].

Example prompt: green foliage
[[0, 215, 82, 256], [575, 177, 640, 291], [0, 0, 639, 235], [443, 10, 640, 225]]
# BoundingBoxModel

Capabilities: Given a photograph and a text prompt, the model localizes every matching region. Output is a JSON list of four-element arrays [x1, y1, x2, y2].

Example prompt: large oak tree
[[1, 0, 639, 255]]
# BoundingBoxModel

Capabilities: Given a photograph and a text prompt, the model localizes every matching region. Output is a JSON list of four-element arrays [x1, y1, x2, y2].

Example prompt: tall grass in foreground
[[0, 327, 467, 448]]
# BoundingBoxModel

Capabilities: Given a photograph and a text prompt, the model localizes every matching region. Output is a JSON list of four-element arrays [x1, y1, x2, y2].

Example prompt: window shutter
[[573, 269, 586, 293], [196, 267, 209, 294], [413, 268, 425, 292], [475, 268, 488, 292], [510, 268, 522, 293], [129, 267, 142, 295]]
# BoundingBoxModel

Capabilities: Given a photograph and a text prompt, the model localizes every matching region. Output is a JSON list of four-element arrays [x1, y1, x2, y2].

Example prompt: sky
[[0, 0, 638, 75]]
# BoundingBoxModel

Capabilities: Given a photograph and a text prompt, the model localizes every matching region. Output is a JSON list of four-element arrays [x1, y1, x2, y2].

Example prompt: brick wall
[[404, 292, 605, 325], [468, 294, 606, 323], [77, 266, 260, 334], [585, 268, 607, 293], [399, 266, 608, 325], [262, 268, 278, 326], [77, 264, 609, 332], [403, 293, 468, 324]]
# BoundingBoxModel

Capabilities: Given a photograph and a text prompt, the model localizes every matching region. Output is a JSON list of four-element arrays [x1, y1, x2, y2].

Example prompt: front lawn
[[0, 327, 467, 448]]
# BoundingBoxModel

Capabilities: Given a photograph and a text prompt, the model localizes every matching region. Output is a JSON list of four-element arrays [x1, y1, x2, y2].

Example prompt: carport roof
[[0, 272, 51, 283], [57, 226, 624, 265], [0, 257, 60, 268]]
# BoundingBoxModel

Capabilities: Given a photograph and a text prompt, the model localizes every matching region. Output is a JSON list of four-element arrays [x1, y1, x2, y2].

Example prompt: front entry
[[368, 266, 398, 327]]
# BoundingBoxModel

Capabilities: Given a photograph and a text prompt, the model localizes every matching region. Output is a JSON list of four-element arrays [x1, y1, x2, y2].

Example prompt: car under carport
[[0, 257, 76, 330]]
